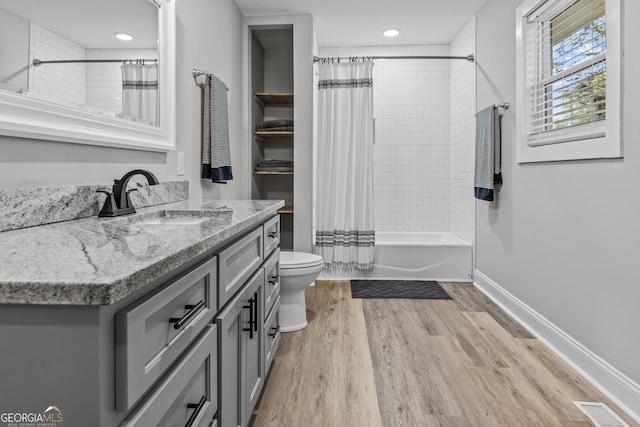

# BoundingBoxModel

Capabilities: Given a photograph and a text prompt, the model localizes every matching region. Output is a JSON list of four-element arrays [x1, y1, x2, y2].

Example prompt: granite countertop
[[0, 199, 284, 305]]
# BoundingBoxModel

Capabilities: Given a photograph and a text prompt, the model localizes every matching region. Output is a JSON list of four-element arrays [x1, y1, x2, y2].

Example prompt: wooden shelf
[[253, 171, 294, 175], [255, 130, 293, 138], [255, 92, 294, 105], [278, 205, 294, 214]]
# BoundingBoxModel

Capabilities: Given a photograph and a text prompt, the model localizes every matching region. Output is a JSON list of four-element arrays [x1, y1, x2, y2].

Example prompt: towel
[[257, 119, 294, 130], [474, 105, 502, 201], [255, 159, 293, 172], [202, 75, 233, 183]]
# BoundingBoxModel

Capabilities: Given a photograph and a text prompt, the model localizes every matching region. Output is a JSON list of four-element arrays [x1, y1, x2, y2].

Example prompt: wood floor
[[250, 281, 638, 427]]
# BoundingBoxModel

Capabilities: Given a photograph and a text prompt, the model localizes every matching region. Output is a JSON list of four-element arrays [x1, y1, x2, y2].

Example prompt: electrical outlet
[[177, 151, 185, 176]]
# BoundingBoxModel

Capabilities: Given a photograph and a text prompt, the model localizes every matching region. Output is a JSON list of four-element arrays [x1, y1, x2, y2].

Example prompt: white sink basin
[[106, 208, 233, 229], [134, 216, 210, 226]]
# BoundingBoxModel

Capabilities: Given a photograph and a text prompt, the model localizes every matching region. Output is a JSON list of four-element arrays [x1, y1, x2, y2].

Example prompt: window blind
[[524, 0, 606, 146]]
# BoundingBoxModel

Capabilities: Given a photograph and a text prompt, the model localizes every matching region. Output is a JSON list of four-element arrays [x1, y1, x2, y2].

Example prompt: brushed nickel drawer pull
[[268, 231, 279, 238], [169, 300, 205, 330], [185, 395, 206, 427]]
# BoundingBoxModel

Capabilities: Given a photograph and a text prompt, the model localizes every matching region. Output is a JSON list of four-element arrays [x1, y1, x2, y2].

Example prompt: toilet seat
[[280, 251, 323, 270]]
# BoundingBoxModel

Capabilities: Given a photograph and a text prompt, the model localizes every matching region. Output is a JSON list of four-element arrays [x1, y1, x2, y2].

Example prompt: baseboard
[[473, 269, 640, 424]]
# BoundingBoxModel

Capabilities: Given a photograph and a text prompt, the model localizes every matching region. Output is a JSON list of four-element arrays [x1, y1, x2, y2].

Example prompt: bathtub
[[319, 232, 472, 281]]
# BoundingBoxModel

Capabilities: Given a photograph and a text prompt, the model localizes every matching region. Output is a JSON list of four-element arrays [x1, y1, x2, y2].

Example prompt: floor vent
[[573, 401, 630, 427]]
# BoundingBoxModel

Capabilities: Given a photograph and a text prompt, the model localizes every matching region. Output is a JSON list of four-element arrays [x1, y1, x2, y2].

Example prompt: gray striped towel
[[202, 75, 233, 183], [474, 105, 502, 201]]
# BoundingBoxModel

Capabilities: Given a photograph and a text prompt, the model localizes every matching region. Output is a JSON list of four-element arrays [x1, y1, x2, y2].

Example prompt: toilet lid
[[280, 251, 323, 269]]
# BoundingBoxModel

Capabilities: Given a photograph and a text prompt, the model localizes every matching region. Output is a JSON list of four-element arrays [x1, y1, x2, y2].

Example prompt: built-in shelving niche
[[250, 28, 294, 250]]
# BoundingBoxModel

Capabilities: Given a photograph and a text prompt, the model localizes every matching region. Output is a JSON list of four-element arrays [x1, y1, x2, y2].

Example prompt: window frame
[[515, 0, 622, 163]]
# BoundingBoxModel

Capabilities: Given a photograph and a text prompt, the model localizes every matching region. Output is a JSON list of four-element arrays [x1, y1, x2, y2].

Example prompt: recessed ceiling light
[[382, 28, 400, 37], [114, 32, 133, 41]]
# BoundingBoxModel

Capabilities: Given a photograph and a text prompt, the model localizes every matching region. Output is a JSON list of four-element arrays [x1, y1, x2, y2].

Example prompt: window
[[516, 0, 621, 162]]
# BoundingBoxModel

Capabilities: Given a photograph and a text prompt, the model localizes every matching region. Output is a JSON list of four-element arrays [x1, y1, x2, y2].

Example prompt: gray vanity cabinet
[[216, 269, 265, 427], [0, 203, 282, 427]]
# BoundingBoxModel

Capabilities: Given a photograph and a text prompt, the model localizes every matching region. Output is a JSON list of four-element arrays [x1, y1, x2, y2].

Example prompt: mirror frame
[[0, 0, 176, 151]]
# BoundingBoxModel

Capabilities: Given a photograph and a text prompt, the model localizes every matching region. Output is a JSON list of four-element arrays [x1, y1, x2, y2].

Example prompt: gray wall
[[0, 0, 245, 202], [0, 8, 29, 93], [476, 0, 640, 387]]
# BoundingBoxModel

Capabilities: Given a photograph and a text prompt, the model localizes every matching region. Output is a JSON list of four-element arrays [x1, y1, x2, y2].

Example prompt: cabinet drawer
[[263, 215, 280, 257], [263, 248, 280, 320], [121, 325, 217, 427], [264, 296, 281, 374], [116, 257, 217, 411], [218, 227, 263, 308]]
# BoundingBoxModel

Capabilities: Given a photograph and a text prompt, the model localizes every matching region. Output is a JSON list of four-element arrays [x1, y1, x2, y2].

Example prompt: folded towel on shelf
[[256, 127, 293, 132], [257, 119, 293, 130], [201, 74, 233, 183], [255, 166, 294, 172], [255, 159, 293, 172], [474, 105, 502, 201], [258, 159, 293, 167]]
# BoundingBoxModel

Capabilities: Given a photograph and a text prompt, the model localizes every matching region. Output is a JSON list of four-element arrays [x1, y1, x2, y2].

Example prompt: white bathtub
[[319, 232, 472, 281]]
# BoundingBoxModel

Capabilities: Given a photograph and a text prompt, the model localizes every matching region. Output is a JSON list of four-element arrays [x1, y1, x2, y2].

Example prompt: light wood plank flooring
[[250, 281, 638, 427]]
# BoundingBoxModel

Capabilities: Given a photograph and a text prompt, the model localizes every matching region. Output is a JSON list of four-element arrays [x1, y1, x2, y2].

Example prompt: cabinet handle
[[243, 298, 254, 339], [253, 292, 259, 332], [269, 325, 280, 338], [268, 231, 279, 239], [269, 276, 278, 285], [169, 300, 205, 330], [185, 395, 206, 427]]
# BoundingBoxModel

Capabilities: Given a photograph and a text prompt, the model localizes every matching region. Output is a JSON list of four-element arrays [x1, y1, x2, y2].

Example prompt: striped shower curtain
[[315, 59, 375, 271], [121, 62, 159, 126]]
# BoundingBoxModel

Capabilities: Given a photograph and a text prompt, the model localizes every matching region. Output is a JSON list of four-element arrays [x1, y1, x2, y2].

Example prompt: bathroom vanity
[[0, 198, 283, 427]]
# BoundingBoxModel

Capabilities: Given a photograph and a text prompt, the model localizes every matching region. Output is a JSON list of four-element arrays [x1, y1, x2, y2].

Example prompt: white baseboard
[[473, 269, 640, 424]]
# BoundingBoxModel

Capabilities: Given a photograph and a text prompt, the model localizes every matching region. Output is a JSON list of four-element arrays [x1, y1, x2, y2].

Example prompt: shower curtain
[[121, 62, 159, 126], [315, 59, 375, 270]]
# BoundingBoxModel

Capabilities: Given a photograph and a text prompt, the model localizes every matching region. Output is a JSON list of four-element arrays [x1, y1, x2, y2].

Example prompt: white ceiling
[[0, 0, 158, 49], [234, 0, 489, 47]]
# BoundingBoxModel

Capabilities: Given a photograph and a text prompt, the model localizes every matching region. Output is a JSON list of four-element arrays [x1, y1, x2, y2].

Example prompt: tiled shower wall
[[29, 23, 86, 107], [450, 17, 477, 243], [319, 45, 452, 232], [27, 24, 156, 117]]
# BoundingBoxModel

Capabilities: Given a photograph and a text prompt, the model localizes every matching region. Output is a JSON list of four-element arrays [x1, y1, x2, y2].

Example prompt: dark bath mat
[[350, 280, 452, 300]]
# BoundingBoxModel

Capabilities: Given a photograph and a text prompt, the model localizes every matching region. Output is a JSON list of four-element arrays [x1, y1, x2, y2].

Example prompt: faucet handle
[[96, 190, 118, 217]]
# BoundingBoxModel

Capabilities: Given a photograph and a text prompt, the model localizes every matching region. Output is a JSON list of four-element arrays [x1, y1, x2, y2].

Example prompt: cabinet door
[[215, 288, 244, 427], [263, 248, 280, 320], [263, 296, 281, 374], [215, 268, 265, 427], [242, 269, 265, 423]]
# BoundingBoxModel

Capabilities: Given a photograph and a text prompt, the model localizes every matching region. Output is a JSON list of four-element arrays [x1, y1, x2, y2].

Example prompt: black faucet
[[97, 169, 160, 217]]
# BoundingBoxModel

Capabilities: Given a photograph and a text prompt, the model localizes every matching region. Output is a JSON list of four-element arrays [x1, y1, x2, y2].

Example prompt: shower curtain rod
[[32, 58, 157, 67], [313, 54, 474, 63]]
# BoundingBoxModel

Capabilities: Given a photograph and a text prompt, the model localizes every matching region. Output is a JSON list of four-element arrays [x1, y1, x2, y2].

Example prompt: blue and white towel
[[201, 75, 233, 183], [474, 105, 502, 201]]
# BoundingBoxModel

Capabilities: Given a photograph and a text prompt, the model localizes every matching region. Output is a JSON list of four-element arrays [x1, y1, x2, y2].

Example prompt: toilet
[[279, 251, 323, 332]]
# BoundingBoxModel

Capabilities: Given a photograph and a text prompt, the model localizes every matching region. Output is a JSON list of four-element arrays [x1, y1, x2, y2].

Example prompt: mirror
[[0, 0, 175, 151]]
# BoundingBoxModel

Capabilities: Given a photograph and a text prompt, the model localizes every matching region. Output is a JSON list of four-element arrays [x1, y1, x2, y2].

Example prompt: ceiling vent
[[573, 401, 630, 427]]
